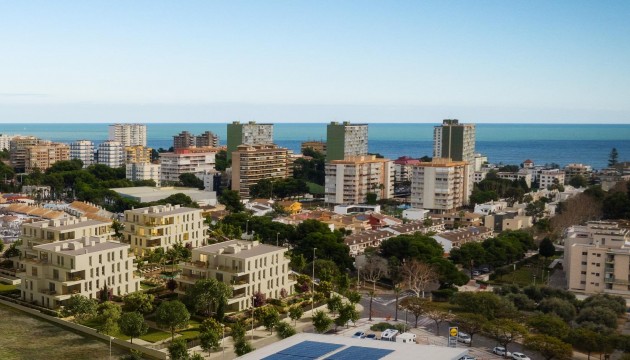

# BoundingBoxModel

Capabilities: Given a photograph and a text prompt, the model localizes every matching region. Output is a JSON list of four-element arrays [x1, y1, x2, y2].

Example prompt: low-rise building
[[432, 226, 492, 254], [496, 171, 532, 188], [539, 169, 565, 189], [325, 155, 394, 205], [17, 236, 141, 308], [159, 147, 218, 183], [112, 186, 216, 206], [564, 163, 593, 183], [301, 141, 326, 154], [402, 208, 429, 221], [473, 201, 508, 216], [177, 240, 294, 312], [121, 204, 208, 256], [126, 163, 161, 186], [564, 221, 630, 297]]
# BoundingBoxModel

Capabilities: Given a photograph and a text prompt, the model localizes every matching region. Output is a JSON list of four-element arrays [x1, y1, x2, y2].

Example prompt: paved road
[[359, 292, 543, 360]]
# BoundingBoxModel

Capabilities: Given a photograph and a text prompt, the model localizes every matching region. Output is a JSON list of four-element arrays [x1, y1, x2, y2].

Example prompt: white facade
[[0, 134, 15, 151], [539, 169, 566, 189], [108, 123, 147, 147], [70, 140, 94, 167], [121, 204, 208, 256], [474, 201, 508, 215], [17, 236, 141, 309], [177, 240, 295, 312], [410, 159, 467, 213], [98, 140, 124, 168], [496, 171, 532, 188], [159, 149, 217, 183], [325, 155, 394, 205], [474, 154, 488, 171], [126, 163, 161, 186], [402, 208, 430, 220]]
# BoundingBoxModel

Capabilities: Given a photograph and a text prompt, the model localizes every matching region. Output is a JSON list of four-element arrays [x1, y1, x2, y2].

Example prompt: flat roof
[[25, 218, 111, 230], [195, 240, 285, 259], [125, 204, 202, 216], [36, 237, 127, 256], [238, 333, 467, 360]]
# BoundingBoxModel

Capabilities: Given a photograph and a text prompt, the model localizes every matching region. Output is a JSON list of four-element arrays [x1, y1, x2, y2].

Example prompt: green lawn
[[492, 258, 556, 287], [306, 182, 324, 195], [139, 328, 172, 343], [0, 284, 17, 292]]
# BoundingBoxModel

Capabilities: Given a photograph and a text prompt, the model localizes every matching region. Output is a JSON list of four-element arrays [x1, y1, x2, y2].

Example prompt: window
[[581, 271, 586, 275], [581, 262, 587, 265], [582, 252, 587, 255]]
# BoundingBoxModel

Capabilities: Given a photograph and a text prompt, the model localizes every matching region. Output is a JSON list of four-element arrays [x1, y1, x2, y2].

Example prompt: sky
[[1, 1, 629, 124]]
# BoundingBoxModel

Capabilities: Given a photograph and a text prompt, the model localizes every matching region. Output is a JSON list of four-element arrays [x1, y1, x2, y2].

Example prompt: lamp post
[[276, 232, 280, 247], [312, 247, 316, 315], [109, 336, 113, 360], [246, 220, 249, 236], [251, 296, 255, 341], [222, 324, 225, 359]]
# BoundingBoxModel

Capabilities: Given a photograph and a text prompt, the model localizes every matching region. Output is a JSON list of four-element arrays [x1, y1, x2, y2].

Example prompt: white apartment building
[[126, 163, 161, 186], [564, 221, 630, 297], [98, 140, 124, 168], [564, 163, 593, 183], [0, 134, 15, 151], [474, 154, 488, 172], [539, 169, 566, 189], [433, 120, 476, 204], [410, 158, 467, 213], [496, 171, 533, 188], [324, 155, 394, 205], [70, 140, 95, 167], [108, 123, 147, 147], [226, 121, 274, 161], [121, 204, 208, 256], [473, 200, 508, 215], [159, 148, 217, 183], [177, 240, 294, 312], [17, 236, 140, 309], [326, 122, 369, 161]]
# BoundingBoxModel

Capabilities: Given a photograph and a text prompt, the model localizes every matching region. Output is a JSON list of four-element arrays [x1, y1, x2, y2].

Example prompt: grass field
[[492, 258, 556, 287], [306, 181, 324, 195]]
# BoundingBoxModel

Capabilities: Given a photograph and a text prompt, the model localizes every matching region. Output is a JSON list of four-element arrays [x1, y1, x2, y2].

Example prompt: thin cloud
[[0, 93, 48, 97]]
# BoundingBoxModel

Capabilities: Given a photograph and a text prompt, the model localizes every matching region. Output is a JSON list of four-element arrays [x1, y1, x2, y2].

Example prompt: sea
[[1, 123, 630, 170]]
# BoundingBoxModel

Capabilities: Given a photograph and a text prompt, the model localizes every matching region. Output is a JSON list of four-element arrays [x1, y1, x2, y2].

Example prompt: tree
[[312, 310, 333, 333], [338, 303, 360, 328], [218, 190, 245, 213], [366, 192, 377, 205], [361, 253, 386, 292], [167, 338, 188, 360], [525, 334, 573, 360], [484, 319, 527, 358], [184, 278, 232, 319], [255, 306, 280, 334], [569, 175, 588, 188], [538, 297, 576, 322], [327, 295, 343, 316], [63, 294, 98, 322], [96, 301, 122, 335], [609, 147, 619, 167], [179, 173, 204, 189], [155, 300, 190, 341], [402, 260, 437, 298], [399, 296, 428, 328], [122, 292, 154, 314], [425, 306, 452, 336], [346, 290, 361, 304], [453, 313, 487, 347], [199, 319, 221, 358], [234, 339, 254, 357], [569, 328, 605, 360], [539, 237, 556, 260], [275, 322, 296, 339], [452, 292, 517, 320], [119, 349, 144, 360], [118, 312, 148, 344], [526, 313, 570, 339], [576, 307, 618, 329], [288, 305, 304, 326], [111, 219, 125, 240]]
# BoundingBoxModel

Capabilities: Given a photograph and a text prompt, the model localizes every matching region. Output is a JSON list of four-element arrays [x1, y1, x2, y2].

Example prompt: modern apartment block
[[564, 221, 630, 297], [539, 169, 566, 189], [159, 148, 217, 183], [433, 119, 476, 203], [410, 158, 467, 213], [231, 144, 290, 198], [121, 204, 208, 256], [226, 121, 274, 161], [126, 163, 161, 186], [108, 123, 147, 147], [173, 131, 220, 149], [326, 122, 368, 161], [24, 142, 70, 173], [125, 145, 153, 164], [301, 141, 326, 154], [10, 136, 40, 171], [177, 240, 294, 312], [496, 171, 533, 188], [0, 134, 16, 151], [393, 156, 422, 183], [97, 140, 124, 168], [17, 236, 140, 309], [563, 163, 593, 183], [70, 140, 95, 167], [324, 155, 394, 205]]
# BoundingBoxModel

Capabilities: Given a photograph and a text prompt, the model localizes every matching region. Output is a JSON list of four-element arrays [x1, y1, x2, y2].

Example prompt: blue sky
[[1, 1, 629, 123]]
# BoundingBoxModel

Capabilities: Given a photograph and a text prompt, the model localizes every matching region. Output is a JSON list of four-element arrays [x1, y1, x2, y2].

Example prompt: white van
[[396, 332, 416, 344], [380, 329, 399, 342]]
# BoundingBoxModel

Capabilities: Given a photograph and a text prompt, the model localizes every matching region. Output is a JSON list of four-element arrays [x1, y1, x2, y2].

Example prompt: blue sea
[[1, 123, 629, 170]]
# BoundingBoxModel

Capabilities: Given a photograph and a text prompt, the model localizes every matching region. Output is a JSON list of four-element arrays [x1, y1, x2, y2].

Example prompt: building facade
[[17, 236, 140, 309], [10, 136, 40, 171], [159, 148, 217, 183], [98, 140, 124, 168], [226, 121, 274, 161], [177, 240, 294, 312], [564, 221, 630, 297], [324, 155, 394, 204], [121, 204, 208, 256], [563, 163, 593, 183], [70, 140, 95, 167], [196, 131, 219, 148], [433, 119, 476, 203], [301, 141, 326, 154], [231, 144, 290, 198], [24, 142, 70, 173], [173, 131, 220, 149], [393, 156, 422, 183], [125, 145, 153, 164], [539, 169, 566, 189], [108, 123, 147, 147], [126, 163, 161, 186], [410, 158, 467, 213], [326, 122, 368, 161]]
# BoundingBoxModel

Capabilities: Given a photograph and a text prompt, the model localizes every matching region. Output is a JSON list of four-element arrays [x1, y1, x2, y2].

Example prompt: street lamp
[[109, 336, 113, 360], [312, 247, 316, 315]]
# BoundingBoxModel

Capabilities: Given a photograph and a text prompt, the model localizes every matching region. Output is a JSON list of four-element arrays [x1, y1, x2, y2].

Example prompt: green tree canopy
[[118, 312, 148, 344], [155, 300, 190, 341]]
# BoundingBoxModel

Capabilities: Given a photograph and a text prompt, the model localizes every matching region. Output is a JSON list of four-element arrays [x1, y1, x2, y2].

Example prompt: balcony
[[64, 271, 86, 284], [182, 261, 208, 269], [178, 273, 205, 283], [214, 265, 244, 274]]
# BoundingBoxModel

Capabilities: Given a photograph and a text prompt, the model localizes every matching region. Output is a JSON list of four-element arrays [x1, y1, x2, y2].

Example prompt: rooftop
[[124, 204, 202, 216], [36, 236, 127, 256], [194, 240, 285, 259]]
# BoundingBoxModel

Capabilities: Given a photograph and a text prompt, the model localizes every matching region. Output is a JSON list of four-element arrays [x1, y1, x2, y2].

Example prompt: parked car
[[352, 331, 366, 339], [458, 356, 476, 360], [511, 352, 531, 360], [365, 334, 377, 340], [457, 332, 471, 344], [493, 347, 511, 357]]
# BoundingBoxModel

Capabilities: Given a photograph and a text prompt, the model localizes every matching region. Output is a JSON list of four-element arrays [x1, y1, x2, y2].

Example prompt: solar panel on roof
[[262, 341, 344, 360], [325, 346, 394, 360]]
